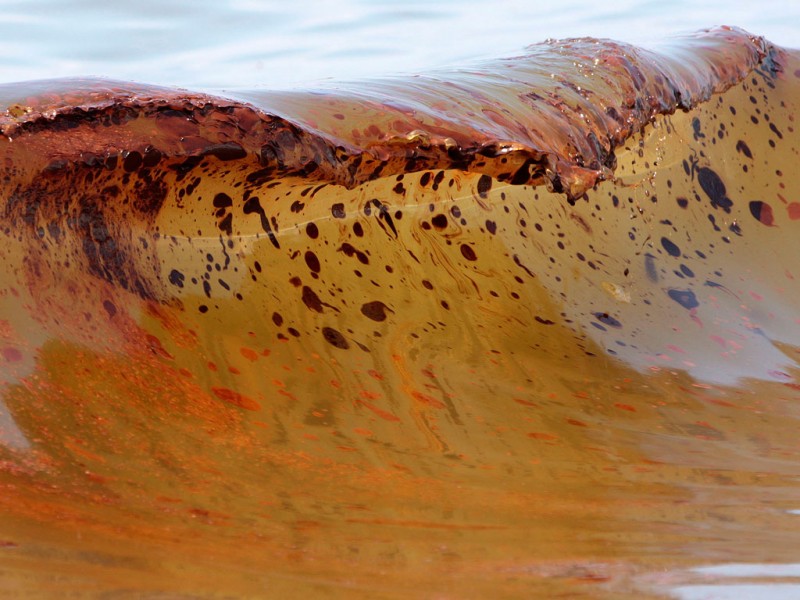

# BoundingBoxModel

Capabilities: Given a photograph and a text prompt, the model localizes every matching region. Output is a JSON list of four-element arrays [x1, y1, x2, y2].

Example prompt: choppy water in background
[[0, 0, 797, 89], [1, 3, 800, 600]]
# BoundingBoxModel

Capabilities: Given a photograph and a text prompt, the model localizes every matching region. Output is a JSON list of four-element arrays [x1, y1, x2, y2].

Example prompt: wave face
[[0, 27, 799, 598]]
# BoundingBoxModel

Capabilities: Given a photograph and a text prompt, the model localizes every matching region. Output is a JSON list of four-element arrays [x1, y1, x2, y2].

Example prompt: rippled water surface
[[1, 3, 800, 600], [0, 0, 798, 88]]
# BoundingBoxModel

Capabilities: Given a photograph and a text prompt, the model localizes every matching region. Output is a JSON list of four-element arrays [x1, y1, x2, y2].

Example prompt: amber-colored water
[[0, 29, 799, 598]]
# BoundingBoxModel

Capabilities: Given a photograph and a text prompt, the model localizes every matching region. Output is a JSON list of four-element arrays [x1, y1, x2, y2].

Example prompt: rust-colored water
[[0, 28, 799, 598]]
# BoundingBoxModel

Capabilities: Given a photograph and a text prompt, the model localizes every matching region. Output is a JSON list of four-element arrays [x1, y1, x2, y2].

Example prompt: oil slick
[[0, 27, 799, 598]]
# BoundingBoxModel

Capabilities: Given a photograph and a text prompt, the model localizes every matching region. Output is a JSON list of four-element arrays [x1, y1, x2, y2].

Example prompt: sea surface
[[1, 3, 800, 600], [0, 0, 797, 89]]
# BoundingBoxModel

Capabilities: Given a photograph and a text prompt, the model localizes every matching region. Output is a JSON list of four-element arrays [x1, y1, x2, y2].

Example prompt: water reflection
[[669, 564, 800, 599], [673, 585, 800, 600]]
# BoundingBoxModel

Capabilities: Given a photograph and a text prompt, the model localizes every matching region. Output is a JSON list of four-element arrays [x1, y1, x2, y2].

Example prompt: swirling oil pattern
[[0, 26, 799, 598]]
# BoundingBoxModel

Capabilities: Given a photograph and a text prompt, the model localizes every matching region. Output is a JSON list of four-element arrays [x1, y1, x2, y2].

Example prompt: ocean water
[[0, 0, 797, 89], [1, 3, 800, 600]]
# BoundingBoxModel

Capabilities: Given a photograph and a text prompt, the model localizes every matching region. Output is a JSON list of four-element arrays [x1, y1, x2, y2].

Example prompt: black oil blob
[[302, 286, 323, 313], [306, 222, 319, 239], [361, 301, 391, 322], [660, 237, 681, 257], [691, 117, 705, 140], [748, 200, 774, 226], [322, 327, 349, 349], [243, 196, 280, 248], [511, 160, 533, 185], [735, 140, 753, 159], [331, 203, 346, 218], [768, 122, 783, 140], [213, 193, 233, 208], [431, 214, 448, 229], [477, 174, 493, 198], [697, 167, 733, 212], [304, 251, 321, 273], [339, 242, 369, 264], [218, 213, 233, 235], [460, 244, 477, 261], [366, 198, 398, 238], [122, 151, 142, 172], [593, 312, 622, 328], [102, 300, 117, 318], [644, 254, 658, 283], [667, 289, 699, 310], [168, 269, 185, 288]]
